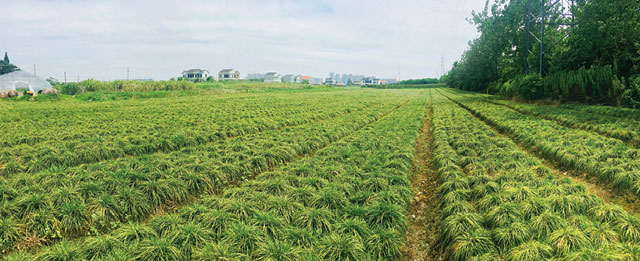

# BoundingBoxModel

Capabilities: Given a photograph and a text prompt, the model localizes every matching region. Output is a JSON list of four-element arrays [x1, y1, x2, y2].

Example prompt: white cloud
[[1, 0, 485, 80]]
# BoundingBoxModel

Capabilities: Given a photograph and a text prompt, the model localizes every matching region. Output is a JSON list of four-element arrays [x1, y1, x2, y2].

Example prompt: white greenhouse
[[0, 71, 53, 97]]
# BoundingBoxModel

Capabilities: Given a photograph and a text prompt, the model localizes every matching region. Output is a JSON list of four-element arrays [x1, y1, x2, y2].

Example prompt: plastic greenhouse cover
[[0, 71, 52, 94]]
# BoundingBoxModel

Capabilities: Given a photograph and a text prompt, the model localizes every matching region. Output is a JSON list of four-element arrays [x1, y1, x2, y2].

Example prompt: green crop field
[[1, 87, 639, 260]]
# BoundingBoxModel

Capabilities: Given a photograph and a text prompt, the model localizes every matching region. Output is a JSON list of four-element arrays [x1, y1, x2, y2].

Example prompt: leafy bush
[[622, 76, 640, 108], [516, 74, 543, 101]]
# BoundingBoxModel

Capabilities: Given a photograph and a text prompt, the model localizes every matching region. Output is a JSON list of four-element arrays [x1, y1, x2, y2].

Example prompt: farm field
[[2, 87, 640, 260]]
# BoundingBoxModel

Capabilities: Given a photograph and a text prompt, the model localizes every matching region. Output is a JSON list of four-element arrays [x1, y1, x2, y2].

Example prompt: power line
[[525, 0, 575, 75]]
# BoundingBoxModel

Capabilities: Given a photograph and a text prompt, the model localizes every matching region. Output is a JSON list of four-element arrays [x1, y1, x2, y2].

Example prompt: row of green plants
[[431, 91, 640, 260], [441, 89, 640, 201], [0, 90, 384, 148], [5, 91, 428, 260], [58, 80, 196, 95], [486, 98, 640, 147], [0, 93, 416, 255], [363, 83, 446, 89], [0, 91, 401, 175], [196, 81, 313, 92]]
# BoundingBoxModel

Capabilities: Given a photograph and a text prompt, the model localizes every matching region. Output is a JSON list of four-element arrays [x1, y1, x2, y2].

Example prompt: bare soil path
[[400, 100, 444, 261]]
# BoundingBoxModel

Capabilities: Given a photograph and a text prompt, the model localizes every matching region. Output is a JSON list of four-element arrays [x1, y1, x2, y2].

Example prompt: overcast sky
[[1, 0, 486, 81]]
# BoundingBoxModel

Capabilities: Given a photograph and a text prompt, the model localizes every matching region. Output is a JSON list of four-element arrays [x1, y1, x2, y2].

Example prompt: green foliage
[[134, 237, 182, 261], [447, 228, 497, 261], [446, 0, 640, 107], [431, 91, 640, 260], [615, 215, 640, 243], [622, 77, 640, 108], [548, 227, 591, 256], [59, 80, 196, 95], [36, 240, 85, 261], [0, 89, 426, 258], [0, 217, 24, 253], [193, 241, 245, 260], [0, 52, 20, 75], [507, 240, 553, 261], [366, 228, 403, 260], [364, 83, 446, 89], [317, 234, 366, 261], [82, 235, 121, 260], [255, 240, 301, 261], [400, 78, 440, 84]]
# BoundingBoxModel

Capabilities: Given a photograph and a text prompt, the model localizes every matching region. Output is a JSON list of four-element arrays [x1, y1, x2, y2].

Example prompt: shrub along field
[[1, 87, 639, 260]]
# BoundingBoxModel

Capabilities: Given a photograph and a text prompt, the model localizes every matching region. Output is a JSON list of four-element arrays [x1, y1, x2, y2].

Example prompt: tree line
[[443, 0, 640, 108]]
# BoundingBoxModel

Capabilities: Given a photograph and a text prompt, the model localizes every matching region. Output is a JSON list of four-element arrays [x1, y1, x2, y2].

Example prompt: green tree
[[555, 0, 640, 79], [0, 52, 20, 75], [446, 0, 639, 106]]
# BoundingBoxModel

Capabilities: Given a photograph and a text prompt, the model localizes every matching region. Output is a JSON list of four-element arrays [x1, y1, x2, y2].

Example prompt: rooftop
[[183, 69, 208, 74]]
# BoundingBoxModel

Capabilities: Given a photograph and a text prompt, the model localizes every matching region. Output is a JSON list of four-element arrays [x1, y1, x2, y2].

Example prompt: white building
[[182, 69, 209, 81], [246, 73, 265, 80], [218, 69, 240, 80], [282, 74, 295, 83], [324, 78, 337, 85], [264, 72, 282, 83], [363, 77, 381, 85]]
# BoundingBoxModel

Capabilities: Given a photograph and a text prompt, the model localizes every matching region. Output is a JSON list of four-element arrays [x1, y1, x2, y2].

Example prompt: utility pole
[[539, 0, 545, 75], [525, 0, 575, 76], [64, 72, 67, 83], [127, 67, 130, 80], [77, 75, 80, 82], [33, 64, 37, 76], [440, 55, 445, 78], [525, 0, 531, 74]]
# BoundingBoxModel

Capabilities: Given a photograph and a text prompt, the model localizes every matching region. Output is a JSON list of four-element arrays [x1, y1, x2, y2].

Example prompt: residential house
[[182, 69, 209, 81], [310, 78, 324, 85], [218, 69, 240, 80], [246, 73, 265, 80], [363, 77, 381, 85], [296, 75, 311, 84], [282, 74, 295, 83], [264, 72, 282, 83], [324, 78, 337, 85]]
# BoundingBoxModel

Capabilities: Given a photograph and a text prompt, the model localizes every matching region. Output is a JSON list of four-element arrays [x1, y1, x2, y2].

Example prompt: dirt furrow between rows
[[400, 95, 443, 261]]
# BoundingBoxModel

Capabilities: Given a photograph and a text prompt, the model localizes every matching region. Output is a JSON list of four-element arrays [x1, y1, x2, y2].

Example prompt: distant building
[[352, 80, 363, 86], [264, 72, 282, 83], [246, 73, 265, 80], [296, 75, 311, 84], [363, 77, 381, 85], [182, 69, 209, 81], [218, 69, 240, 80], [324, 78, 337, 85], [282, 74, 295, 83], [310, 78, 324, 85]]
